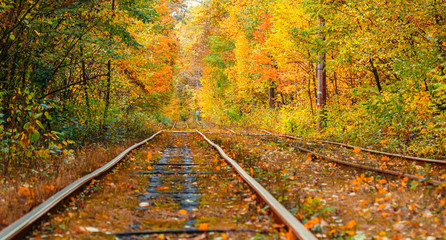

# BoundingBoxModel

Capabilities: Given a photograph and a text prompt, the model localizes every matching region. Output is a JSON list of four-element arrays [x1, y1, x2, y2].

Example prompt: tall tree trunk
[[81, 47, 91, 127], [307, 74, 314, 114], [317, 16, 327, 131], [102, 0, 115, 138], [268, 82, 276, 109]]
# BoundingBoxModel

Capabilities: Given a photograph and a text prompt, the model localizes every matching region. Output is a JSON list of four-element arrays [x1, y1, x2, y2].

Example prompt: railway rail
[[254, 130, 446, 185], [260, 130, 446, 164], [0, 130, 317, 240]]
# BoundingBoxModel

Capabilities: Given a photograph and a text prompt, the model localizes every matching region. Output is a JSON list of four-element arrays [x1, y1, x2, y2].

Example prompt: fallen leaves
[[306, 153, 316, 161], [345, 220, 356, 229], [303, 216, 320, 229], [45, 184, 55, 192], [198, 222, 209, 230], [286, 228, 295, 240], [18, 186, 32, 196]]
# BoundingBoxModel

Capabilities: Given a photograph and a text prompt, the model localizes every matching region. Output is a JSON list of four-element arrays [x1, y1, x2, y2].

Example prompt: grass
[[0, 140, 148, 230]]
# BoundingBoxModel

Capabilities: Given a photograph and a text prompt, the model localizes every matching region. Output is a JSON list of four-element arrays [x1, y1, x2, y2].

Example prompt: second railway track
[[1, 130, 316, 240], [230, 129, 446, 185]]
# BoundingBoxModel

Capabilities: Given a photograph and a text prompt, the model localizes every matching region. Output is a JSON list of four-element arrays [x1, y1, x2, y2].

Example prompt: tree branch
[[40, 73, 108, 99]]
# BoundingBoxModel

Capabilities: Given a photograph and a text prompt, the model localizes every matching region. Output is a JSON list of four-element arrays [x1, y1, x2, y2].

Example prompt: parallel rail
[[197, 130, 317, 240], [258, 130, 445, 185], [261, 130, 446, 164], [293, 144, 444, 185], [0, 130, 164, 240]]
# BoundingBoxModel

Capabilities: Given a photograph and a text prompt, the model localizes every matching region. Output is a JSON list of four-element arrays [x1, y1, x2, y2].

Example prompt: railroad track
[[260, 130, 446, 164], [0, 130, 316, 240], [247, 130, 446, 185], [207, 128, 446, 239]]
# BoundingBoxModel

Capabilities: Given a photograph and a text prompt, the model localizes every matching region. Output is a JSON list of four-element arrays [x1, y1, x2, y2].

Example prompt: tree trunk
[[317, 16, 327, 131], [81, 47, 91, 126], [369, 58, 382, 93], [102, 0, 115, 138], [268, 84, 276, 109]]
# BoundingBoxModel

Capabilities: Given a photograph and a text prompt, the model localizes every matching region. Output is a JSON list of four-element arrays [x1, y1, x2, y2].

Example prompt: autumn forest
[[1, 0, 446, 239]]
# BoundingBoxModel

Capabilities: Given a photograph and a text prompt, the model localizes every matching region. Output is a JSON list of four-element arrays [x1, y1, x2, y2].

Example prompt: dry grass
[[0, 141, 139, 230]]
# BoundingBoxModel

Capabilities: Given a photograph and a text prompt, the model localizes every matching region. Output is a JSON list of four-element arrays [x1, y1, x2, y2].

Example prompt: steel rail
[[259, 130, 444, 185], [226, 128, 236, 134], [0, 130, 164, 240], [197, 130, 317, 240], [293, 145, 444, 185], [261, 130, 446, 164]]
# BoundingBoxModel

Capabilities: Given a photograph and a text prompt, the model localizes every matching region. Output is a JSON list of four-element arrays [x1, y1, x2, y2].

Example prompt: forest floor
[[1, 121, 445, 240], [210, 130, 445, 239]]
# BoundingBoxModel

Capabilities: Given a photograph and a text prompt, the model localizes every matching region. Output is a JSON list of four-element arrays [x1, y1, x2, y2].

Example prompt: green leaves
[[30, 130, 40, 143]]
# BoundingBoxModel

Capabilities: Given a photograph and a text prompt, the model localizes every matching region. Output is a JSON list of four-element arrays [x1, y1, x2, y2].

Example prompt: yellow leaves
[[178, 209, 188, 214], [18, 186, 32, 196], [378, 179, 387, 184], [376, 185, 387, 194], [381, 156, 390, 161], [147, 152, 152, 161], [303, 216, 320, 229], [157, 235, 165, 239], [408, 203, 418, 212], [353, 147, 361, 153], [45, 184, 55, 192], [345, 220, 356, 229], [360, 199, 369, 206], [306, 152, 315, 161], [198, 223, 209, 230], [286, 229, 295, 240], [346, 231, 356, 236]]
